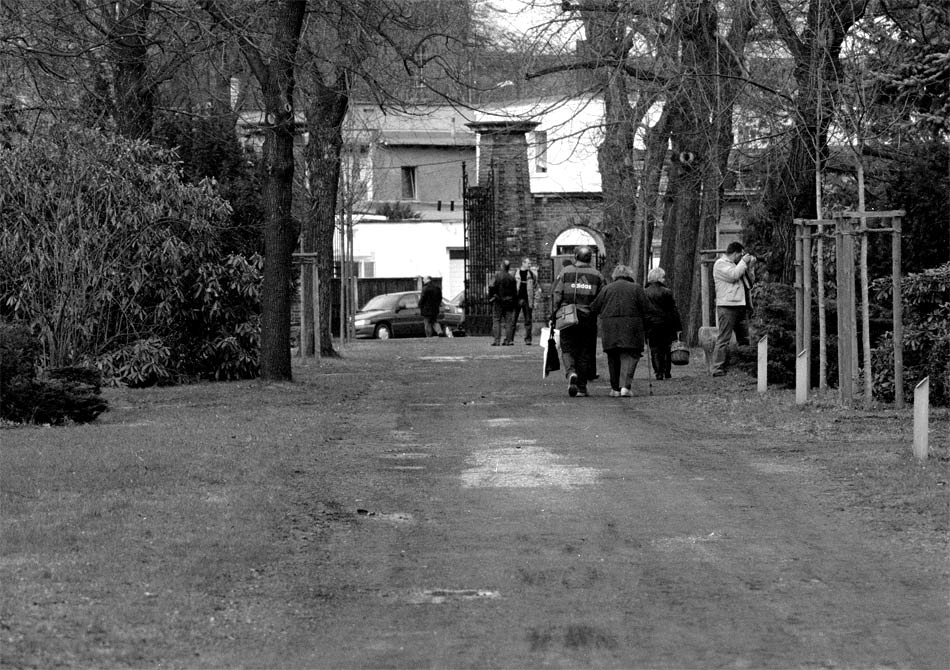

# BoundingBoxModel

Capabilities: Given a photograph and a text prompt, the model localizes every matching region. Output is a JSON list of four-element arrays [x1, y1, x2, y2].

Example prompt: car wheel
[[374, 323, 392, 340]]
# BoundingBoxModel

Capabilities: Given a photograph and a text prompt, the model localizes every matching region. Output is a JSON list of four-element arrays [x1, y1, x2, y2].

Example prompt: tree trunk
[[632, 105, 673, 283], [582, 11, 642, 274], [257, 113, 298, 380], [207, 0, 307, 380], [757, 0, 868, 281], [108, 0, 155, 140], [303, 80, 348, 358]]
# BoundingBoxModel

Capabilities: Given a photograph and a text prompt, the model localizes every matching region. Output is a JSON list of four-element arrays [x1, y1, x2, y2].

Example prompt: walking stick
[[644, 341, 653, 396]]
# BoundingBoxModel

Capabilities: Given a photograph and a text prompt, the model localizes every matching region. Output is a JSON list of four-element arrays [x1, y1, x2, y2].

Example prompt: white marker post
[[757, 336, 768, 394], [796, 349, 808, 405], [913, 377, 930, 461]]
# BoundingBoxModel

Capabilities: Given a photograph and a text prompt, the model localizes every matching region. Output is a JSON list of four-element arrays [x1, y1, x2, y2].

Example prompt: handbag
[[670, 331, 690, 366], [542, 327, 561, 378], [555, 303, 578, 330], [554, 272, 580, 330]]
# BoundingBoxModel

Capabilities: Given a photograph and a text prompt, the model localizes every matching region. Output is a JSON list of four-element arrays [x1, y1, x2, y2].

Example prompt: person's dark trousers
[[648, 332, 673, 379], [424, 317, 443, 338], [492, 302, 516, 344], [504, 304, 517, 344], [515, 299, 533, 343], [559, 318, 598, 388], [711, 306, 750, 374], [491, 302, 504, 344]]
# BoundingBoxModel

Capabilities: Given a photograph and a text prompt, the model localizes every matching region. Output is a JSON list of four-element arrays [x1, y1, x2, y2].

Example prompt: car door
[[395, 292, 423, 336]]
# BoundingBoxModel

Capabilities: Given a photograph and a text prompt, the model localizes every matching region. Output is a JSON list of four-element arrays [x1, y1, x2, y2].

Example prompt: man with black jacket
[[488, 260, 518, 346], [550, 246, 604, 397], [419, 276, 443, 338]]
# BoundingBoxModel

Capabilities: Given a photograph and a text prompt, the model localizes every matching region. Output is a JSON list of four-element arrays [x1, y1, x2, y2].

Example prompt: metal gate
[[462, 163, 495, 334]]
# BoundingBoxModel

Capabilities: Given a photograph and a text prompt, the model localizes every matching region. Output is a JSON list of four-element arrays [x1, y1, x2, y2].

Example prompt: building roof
[[377, 129, 475, 147]]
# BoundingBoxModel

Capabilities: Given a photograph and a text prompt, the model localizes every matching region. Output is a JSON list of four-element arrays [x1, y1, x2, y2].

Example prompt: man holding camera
[[711, 241, 756, 377]]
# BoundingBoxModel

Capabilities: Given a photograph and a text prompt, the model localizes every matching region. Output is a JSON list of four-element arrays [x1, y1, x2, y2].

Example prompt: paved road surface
[[247, 338, 947, 669]]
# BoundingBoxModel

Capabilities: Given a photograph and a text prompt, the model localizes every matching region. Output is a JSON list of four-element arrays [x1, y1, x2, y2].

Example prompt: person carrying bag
[[549, 247, 604, 397]]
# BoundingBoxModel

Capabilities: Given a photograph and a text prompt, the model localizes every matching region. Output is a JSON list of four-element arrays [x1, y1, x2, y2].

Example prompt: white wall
[[476, 96, 664, 195], [350, 220, 465, 296]]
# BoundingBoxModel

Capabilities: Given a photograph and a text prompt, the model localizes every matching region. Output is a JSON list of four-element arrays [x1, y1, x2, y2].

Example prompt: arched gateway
[[462, 120, 607, 335]]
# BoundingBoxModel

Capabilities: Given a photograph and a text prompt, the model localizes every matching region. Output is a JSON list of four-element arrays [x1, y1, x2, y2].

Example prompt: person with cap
[[419, 275, 444, 338], [550, 246, 604, 397], [488, 260, 518, 346], [711, 241, 756, 376]]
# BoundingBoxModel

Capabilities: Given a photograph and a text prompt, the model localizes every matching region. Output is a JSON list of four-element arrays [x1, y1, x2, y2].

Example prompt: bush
[[0, 125, 261, 386], [871, 263, 950, 406], [1, 321, 107, 424], [0, 320, 38, 382], [732, 282, 799, 387], [375, 201, 420, 220]]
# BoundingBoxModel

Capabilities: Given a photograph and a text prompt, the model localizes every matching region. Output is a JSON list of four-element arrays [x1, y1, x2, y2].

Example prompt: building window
[[532, 130, 548, 173], [401, 166, 417, 199]]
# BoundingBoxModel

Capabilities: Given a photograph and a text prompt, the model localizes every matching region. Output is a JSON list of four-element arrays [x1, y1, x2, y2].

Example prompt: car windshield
[[360, 294, 398, 312]]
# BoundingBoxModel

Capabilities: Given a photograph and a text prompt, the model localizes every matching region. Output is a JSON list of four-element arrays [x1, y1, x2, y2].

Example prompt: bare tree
[[751, 0, 871, 281], [296, 0, 482, 357], [201, 0, 307, 380]]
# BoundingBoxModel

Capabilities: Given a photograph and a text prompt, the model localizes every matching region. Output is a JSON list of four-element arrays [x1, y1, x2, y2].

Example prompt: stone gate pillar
[[466, 120, 540, 263]]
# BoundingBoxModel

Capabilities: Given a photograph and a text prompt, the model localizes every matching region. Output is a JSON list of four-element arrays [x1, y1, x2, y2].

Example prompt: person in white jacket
[[711, 241, 756, 376]]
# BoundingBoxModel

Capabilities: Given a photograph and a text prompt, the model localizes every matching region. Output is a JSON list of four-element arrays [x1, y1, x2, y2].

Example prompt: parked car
[[354, 290, 464, 339]]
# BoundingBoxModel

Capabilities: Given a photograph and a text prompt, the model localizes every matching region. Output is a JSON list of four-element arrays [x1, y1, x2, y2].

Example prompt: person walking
[[644, 267, 682, 380], [589, 264, 651, 397], [711, 241, 756, 376], [550, 246, 604, 397], [419, 276, 444, 338], [488, 260, 518, 346], [513, 257, 540, 345]]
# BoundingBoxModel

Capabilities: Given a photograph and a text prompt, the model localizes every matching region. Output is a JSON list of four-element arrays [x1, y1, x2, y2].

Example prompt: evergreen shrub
[[0, 321, 107, 424], [871, 263, 950, 406], [0, 125, 261, 386]]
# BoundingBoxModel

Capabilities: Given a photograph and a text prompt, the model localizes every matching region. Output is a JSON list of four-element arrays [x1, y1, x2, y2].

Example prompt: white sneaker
[[620, 387, 632, 397], [609, 390, 620, 397]]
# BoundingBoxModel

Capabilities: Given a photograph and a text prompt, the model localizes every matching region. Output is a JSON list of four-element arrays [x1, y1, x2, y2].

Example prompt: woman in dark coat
[[589, 264, 651, 397], [644, 267, 683, 380]]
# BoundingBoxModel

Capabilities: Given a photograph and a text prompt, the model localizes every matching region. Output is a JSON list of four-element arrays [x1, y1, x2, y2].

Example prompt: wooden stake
[[795, 226, 804, 353], [299, 263, 308, 358], [892, 220, 904, 409], [860, 225, 873, 410], [796, 349, 808, 405], [817, 223, 827, 390], [312, 263, 321, 356], [836, 217, 855, 407], [913, 377, 930, 460], [802, 226, 813, 392], [700, 259, 711, 329], [758, 336, 768, 394]]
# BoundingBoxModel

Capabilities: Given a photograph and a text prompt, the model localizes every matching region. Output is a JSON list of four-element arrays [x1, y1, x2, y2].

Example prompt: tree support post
[[796, 349, 808, 405], [842, 210, 905, 409], [796, 219, 834, 394], [293, 252, 321, 360], [834, 216, 855, 407], [698, 249, 724, 373], [913, 377, 929, 460]]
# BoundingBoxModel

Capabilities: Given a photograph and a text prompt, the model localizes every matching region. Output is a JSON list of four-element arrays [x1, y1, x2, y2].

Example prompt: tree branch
[[527, 59, 669, 86]]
